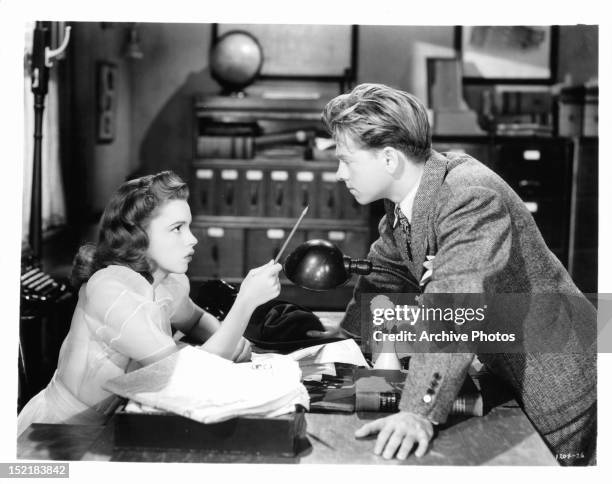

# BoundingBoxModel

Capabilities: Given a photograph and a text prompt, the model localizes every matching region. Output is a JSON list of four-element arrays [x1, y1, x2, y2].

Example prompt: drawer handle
[[524, 201, 538, 213], [327, 189, 335, 209], [275, 188, 284, 207], [519, 180, 541, 189], [225, 186, 234, 206], [250, 186, 258, 206], [523, 150, 541, 161], [302, 187, 309, 207]]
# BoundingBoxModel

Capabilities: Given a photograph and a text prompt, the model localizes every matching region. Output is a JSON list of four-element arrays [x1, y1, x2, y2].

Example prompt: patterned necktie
[[394, 205, 413, 261]]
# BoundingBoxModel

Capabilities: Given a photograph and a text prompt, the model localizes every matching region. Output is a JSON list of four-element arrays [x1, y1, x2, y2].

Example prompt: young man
[[313, 83, 596, 465]]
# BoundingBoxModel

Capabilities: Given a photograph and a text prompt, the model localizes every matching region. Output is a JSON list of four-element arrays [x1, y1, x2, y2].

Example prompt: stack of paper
[[253, 339, 370, 381], [104, 346, 309, 424]]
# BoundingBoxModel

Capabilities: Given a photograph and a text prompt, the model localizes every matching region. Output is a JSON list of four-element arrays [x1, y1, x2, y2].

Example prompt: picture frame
[[96, 61, 117, 143], [455, 26, 558, 84], [212, 24, 357, 84]]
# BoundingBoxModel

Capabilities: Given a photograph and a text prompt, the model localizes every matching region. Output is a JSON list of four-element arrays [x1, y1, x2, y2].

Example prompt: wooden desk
[[16, 313, 558, 465], [18, 403, 556, 465]]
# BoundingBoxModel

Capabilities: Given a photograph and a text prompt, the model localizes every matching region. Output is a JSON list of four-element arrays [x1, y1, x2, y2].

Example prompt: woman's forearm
[[186, 310, 221, 342], [198, 294, 255, 359]]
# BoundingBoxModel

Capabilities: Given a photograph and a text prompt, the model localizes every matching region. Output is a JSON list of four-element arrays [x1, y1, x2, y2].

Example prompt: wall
[[71, 22, 133, 216], [358, 25, 455, 100], [557, 25, 598, 84], [129, 23, 216, 181], [69, 24, 598, 218]]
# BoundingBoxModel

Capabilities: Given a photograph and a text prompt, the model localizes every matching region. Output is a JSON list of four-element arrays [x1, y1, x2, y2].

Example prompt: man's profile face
[[334, 133, 391, 205]]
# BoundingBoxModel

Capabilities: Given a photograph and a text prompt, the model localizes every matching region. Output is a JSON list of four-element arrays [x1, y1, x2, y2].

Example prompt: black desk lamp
[[283, 239, 419, 291]]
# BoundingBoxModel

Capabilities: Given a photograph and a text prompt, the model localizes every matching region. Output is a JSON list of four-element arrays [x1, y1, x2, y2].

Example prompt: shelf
[[192, 158, 337, 169], [191, 215, 369, 229]]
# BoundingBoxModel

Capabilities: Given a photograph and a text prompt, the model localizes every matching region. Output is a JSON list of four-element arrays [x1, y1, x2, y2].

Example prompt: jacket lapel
[[409, 150, 450, 281]]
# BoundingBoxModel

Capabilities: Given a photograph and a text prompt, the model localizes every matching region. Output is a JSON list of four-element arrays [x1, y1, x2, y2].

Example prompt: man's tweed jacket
[[340, 150, 596, 449]]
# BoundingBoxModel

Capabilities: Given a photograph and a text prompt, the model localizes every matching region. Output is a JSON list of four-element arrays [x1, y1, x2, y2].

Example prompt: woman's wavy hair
[[322, 83, 432, 161], [70, 171, 189, 288]]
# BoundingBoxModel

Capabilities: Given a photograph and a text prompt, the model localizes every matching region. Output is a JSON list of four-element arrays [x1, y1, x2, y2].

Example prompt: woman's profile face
[[146, 199, 197, 280]]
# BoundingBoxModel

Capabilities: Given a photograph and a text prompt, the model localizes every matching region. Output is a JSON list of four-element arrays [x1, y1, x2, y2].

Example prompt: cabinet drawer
[[266, 169, 293, 217], [494, 141, 572, 197], [307, 229, 369, 259], [217, 168, 241, 215], [318, 171, 342, 219], [246, 228, 306, 280], [293, 170, 318, 218], [190, 167, 216, 215], [241, 169, 266, 216], [521, 198, 569, 253], [189, 225, 244, 279]]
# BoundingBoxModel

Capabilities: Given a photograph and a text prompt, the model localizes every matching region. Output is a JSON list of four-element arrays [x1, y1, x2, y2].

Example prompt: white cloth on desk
[[105, 346, 309, 424]]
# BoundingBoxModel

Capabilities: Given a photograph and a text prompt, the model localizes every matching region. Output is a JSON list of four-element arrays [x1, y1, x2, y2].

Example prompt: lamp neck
[[343, 257, 373, 275]]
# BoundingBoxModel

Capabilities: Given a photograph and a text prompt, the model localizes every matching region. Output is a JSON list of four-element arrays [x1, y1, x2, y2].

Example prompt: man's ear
[[382, 147, 400, 174]]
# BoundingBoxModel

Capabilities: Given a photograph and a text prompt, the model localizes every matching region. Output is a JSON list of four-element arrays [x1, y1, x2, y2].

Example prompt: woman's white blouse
[[55, 265, 197, 411]]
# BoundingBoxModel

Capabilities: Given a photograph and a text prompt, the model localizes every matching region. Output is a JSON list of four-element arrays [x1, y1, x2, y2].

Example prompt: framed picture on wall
[[456, 26, 558, 84], [212, 24, 357, 83], [96, 61, 117, 143]]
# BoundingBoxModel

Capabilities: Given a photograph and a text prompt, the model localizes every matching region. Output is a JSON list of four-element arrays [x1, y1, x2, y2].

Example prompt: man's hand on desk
[[306, 317, 343, 339], [355, 411, 434, 460]]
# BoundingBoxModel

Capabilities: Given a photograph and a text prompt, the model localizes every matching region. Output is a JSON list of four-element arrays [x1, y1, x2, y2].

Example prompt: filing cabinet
[[188, 94, 371, 300], [188, 224, 245, 279], [246, 228, 307, 282], [434, 136, 574, 267], [307, 228, 370, 260], [493, 138, 573, 263]]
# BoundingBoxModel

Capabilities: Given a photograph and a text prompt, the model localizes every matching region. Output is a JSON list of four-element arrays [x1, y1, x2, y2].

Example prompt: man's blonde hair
[[322, 83, 431, 161]]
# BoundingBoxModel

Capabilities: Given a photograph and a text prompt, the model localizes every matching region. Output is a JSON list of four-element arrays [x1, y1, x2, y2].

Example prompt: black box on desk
[[112, 407, 307, 456]]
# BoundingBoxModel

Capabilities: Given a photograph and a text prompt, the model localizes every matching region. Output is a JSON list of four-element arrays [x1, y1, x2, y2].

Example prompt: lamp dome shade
[[283, 239, 349, 291]]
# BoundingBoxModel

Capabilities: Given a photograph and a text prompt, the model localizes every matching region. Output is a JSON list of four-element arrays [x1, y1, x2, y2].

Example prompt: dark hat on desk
[[244, 300, 343, 354]]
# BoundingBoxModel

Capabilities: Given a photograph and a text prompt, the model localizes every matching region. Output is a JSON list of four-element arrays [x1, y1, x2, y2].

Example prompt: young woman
[[17, 171, 281, 435]]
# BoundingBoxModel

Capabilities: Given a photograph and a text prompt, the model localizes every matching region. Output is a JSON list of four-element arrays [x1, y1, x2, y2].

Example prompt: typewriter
[[20, 251, 69, 303]]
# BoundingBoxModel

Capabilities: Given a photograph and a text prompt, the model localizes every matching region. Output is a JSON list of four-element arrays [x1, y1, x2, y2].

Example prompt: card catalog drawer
[[267, 170, 292, 217], [246, 228, 306, 280], [217, 168, 241, 216], [191, 167, 216, 215], [241, 169, 266, 216], [293, 170, 317, 218], [318, 171, 342, 219], [189, 225, 244, 279]]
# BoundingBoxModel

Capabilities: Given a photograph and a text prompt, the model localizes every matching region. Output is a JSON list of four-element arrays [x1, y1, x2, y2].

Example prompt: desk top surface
[[18, 404, 556, 465], [17, 312, 557, 465]]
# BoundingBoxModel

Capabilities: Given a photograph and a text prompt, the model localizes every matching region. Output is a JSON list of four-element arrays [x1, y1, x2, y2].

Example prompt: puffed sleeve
[[85, 274, 177, 365], [162, 273, 199, 327]]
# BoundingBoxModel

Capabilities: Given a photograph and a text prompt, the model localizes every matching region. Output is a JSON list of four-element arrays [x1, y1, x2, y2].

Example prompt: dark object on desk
[[306, 371, 356, 413], [113, 406, 307, 456], [195, 279, 237, 320], [244, 300, 343, 353], [354, 369, 484, 417], [195, 280, 341, 352]]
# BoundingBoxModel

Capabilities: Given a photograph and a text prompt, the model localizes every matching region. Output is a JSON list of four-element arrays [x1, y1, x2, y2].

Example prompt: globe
[[210, 30, 263, 94]]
